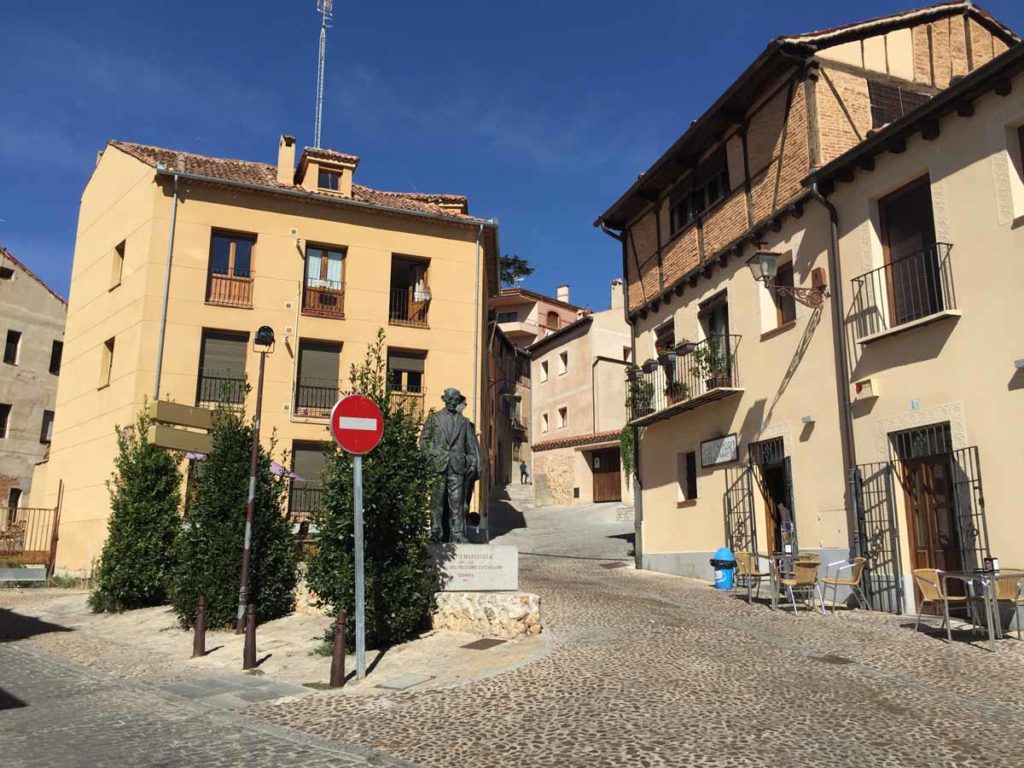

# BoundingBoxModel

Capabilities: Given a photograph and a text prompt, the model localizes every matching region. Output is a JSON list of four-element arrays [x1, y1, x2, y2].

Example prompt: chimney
[[610, 278, 624, 311], [277, 134, 297, 184], [556, 284, 570, 304]]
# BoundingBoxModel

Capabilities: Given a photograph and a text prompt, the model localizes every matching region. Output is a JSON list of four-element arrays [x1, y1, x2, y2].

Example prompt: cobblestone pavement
[[0, 642, 413, 767]]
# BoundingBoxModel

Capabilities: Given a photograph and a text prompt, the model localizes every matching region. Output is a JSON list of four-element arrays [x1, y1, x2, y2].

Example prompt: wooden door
[[409, 262, 429, 323], [592, 448, 622, 503], [903, 455, 963, 605], [879, 176, 940, 325]]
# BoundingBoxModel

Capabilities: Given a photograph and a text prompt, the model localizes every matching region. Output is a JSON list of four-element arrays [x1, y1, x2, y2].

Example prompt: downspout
[[472, 222, 484, 531], [153, 168, 179, 400], [807, 179, 858, 543]]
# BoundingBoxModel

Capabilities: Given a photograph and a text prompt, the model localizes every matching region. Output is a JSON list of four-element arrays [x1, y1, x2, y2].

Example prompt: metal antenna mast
[[314, 0, 334, 148]]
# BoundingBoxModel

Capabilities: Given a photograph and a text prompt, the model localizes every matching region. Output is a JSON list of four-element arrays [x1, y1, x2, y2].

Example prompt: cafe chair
[[779, 558, 825, 616], [821, 557, 868, 614], [912, 568, 968, 642], [733, 551, 771, 604], [994, 572, 1024, 641]]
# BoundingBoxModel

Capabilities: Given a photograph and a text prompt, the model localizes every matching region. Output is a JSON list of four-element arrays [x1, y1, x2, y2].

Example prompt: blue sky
[[3, 1, 1022, 310]]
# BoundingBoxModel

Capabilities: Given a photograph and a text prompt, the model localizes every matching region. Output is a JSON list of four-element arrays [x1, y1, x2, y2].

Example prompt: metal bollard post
[[242, 603, 257, 670], [192, 595, 206, 658], [329, 611, 347, 688]]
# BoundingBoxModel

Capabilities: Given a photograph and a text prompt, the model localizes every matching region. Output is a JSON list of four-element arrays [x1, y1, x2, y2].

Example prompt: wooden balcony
[[206, 273, 253, 308], [302, 280, 345, 319]]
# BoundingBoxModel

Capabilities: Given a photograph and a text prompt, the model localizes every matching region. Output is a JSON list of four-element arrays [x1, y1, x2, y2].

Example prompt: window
[[677, 451, 698, 502], [303, 245, 345, 317], [207, 231, 255, 307], [879, 176, 942, 326], [291, 441, 330, 520], [558, 351, 568, 375], [540, 360, 549, 382], [773, 262, 797, 326], [40, 410, 54, 443], [110, 240, 125, 289], [49, 341, 63, 375], [670, 152, 729, 235], [868, 81, 931, 129], [654, 320, 675, 354], [4, 330, 21, 365], [99, 337, 115, 388], [389, 256, 430, 328], [558, 407, 568, 428], [387, 349, 426, 393], [7, 488, 21, 515], [196, 330, 246, 406], [541, 413, 549, 433], [0, 403, 10, 437], [0, 267, 13, 280], [318, 170, 340, 190], [497, 311, 518, 323], [545, 311, 560, 331], [295, 340, 341, 417]]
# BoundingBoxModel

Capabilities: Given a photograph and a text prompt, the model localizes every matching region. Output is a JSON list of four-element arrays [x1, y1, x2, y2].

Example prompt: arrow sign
[[330, 395, 384, 455]]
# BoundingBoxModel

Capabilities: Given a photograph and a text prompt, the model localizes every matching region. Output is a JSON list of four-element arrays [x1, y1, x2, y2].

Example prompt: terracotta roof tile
[[301, 146, 360, 165], [532, 430, 622, 452]]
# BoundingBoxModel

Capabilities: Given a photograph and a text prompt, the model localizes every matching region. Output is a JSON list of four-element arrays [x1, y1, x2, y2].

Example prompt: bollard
[[242, 603, 257, 670], [192, 595, 206, 658], [329, 611, 347, 688]]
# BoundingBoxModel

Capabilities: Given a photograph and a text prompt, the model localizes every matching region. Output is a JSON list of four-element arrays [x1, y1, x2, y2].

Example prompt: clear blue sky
[[3, 1, 1021, 310]]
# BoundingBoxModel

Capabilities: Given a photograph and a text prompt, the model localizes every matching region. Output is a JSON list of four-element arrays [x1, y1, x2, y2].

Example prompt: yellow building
[[32, 134, 499, 574], [595, 3, 1023, 615]]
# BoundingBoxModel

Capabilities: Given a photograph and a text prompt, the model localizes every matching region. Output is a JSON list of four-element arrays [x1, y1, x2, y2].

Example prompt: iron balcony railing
[[302, 279, 345, 318], [288, 485, 323, 524], [294, 377, 341, 418], [196, 369, 246, 408], [627, 335, 741, 422], [850, 243, 955, 339], [389, 287, 429, 328], [206, 272, 254, 308]]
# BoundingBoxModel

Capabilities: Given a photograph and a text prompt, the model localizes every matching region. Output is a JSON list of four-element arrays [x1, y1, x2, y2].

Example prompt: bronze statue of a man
[[419, 388, 481, 543]]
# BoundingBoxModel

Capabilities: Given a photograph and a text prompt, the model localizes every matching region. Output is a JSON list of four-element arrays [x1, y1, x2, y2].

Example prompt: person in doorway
[[520, 461, 529, 485]]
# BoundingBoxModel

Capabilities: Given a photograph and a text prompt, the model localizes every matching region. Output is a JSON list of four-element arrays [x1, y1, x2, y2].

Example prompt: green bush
[[89, 407, 182, 613], [306, 329, 437, 648], [169, 408, 297, 629]]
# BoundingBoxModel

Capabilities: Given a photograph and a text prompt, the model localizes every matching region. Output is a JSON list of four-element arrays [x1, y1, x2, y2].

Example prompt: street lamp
[[237, 326, 275, 669], [746, 245, 829, 309]]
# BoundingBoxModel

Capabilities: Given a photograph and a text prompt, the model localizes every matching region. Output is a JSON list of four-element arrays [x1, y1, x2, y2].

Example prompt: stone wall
[[532, 448, 574, 506], [433, 592, 541, 640]]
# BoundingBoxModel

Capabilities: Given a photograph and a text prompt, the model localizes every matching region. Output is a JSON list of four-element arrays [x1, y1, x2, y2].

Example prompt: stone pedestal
[[433, 592, 541, 639], [430, 543, 518, 592]]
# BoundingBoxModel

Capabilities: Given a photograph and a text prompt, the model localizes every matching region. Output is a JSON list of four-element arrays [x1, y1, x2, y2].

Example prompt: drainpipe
[[471, 222, 485, 530], [807, 179, 858, 543], [153, 167, 179, 400]]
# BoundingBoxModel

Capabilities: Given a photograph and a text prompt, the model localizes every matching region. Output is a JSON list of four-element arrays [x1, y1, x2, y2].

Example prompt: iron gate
[[851, 462, 903, 614], [949, 446, 991, 572], [723, 466, 757, 556]]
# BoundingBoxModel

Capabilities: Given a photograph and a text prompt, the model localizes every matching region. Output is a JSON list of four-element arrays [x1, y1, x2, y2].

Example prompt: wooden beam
[[661, 291, 672, 305], [921, 118, 940, 141], [674, 283, 685, 296], [955, 101, 974, 117], [701, 263, 714, 278], [717, 253, 729, 268], [147, 424, 212, 454], [687, 274, 699, 288], [770, 217, 783, 233], [858, 156, 875, 172], [836, 166, 855, 183], [789, 201, 804, 219], [147, 400, 213, 431], [995, 80, 1012, 96], [888, 137, 907, 154]]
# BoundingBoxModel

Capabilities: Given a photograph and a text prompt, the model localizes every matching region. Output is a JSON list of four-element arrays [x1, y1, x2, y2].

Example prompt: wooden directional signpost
[[329, 394, 384, 680]]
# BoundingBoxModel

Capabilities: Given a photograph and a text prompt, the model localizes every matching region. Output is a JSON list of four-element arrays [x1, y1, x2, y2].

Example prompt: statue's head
[[441, 387, 466, 413]]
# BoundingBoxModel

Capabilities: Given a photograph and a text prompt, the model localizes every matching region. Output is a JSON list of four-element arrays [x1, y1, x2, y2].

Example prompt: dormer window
[[318, 170, 341, 191]]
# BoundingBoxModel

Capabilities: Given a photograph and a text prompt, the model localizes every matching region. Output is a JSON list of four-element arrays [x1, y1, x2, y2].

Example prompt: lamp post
[[746, 245, 829, 309], [236, 325, 275, 640]]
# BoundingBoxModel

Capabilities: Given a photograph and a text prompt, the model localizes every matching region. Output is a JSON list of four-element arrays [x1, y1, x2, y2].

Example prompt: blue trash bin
[[710, 546, 736, 590]]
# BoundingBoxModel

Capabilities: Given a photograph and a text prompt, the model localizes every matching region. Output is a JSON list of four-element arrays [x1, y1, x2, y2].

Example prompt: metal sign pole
[[353, 454, 366, 680]]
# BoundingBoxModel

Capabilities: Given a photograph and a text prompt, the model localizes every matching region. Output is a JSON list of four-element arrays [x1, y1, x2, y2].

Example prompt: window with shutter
[[196, 330, 247, 406], [295, 340, 341, 417]]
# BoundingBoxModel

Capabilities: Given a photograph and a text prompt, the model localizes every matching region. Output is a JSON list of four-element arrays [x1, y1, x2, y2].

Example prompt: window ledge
[[676, 499, 698, 508], [97, 384, 110, 391], [205, 301, 254, 310], [856, 310, 962, 345], [108, 282, 121, 292], [760, 320, 798, 341]]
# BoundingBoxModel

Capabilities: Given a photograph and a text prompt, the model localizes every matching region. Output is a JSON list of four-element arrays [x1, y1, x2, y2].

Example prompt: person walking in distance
[[520, 460, 529, 485]]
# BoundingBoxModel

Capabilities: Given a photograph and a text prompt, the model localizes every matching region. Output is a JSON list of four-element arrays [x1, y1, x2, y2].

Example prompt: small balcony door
[[303, 246, 345, 318], [879, 176, 941, 326], [389, 257, 430, 327]]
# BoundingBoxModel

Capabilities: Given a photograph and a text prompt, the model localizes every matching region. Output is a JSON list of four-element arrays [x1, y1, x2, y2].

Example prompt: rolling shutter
[[199, 331, 247, 376]]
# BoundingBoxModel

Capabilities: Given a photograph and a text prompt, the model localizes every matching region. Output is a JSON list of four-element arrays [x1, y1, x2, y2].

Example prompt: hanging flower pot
[[641, 359, 658, 374]]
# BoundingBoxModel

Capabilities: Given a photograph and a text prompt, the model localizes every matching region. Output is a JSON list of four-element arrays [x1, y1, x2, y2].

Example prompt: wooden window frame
[[318, 170, 341, 191], [773, 262, 797, 327], [209, 230, 256, 280]]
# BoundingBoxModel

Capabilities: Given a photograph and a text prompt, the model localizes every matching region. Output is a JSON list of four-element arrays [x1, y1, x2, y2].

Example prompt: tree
[[500, 254, 534, 287], [89, 406, 182, 612], [169, 408, 297, 629], [306, 329, 438, 648]]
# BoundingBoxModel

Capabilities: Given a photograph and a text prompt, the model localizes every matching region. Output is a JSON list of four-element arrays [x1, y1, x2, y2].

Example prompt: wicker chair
[[821, 557, 868, 614], [733, 551, 771, 604], [779, 558, 825, 615], [912, 568, 968, 642], [994, 572, 1024, 641]]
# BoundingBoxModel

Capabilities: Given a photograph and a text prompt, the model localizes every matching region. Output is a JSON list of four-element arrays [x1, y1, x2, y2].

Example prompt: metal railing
[[196, 370, 246, 408], [627, 335, 741, 422], [390, 389, 425, 421], [206, 272, 254, 308], [0, 507, 57, 566], [294, 377, 341, 418], [389, 287, 429, 328], [302, 279, 345, 318], [288, 485, 323, 524], [850, 243, 955, 339]]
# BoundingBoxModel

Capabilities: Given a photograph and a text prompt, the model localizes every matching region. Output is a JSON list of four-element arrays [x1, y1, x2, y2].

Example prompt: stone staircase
[[501, 482, 534, 511]]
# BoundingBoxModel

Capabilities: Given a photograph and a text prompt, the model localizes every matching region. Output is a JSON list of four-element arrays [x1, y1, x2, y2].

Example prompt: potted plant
[[665, 379, 689, 405], [641, 358, 659, 374], [675, 339, 697, 356], [692, 341, 732, 390], [627, 378, 655, 417]]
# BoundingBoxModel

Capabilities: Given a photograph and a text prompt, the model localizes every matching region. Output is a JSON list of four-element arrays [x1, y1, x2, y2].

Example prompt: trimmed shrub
[[306, 329, 437, 648], [89, 407, 182, 613], [169, 407, 297, 629]]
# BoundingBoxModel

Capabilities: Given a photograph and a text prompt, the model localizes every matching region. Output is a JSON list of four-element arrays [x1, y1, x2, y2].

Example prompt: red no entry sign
[[329, 395, 384, 455]]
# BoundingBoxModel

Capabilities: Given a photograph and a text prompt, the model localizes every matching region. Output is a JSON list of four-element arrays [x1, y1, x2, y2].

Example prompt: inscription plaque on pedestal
[[431, 543, 519, 592]]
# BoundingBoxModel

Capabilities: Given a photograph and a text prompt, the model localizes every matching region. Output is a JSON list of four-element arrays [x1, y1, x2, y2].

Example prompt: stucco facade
[[32, 136, 499, 573], [491, 286, 581, 348], [0, 248, 66, 510]]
